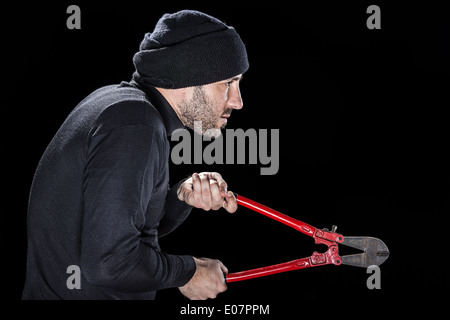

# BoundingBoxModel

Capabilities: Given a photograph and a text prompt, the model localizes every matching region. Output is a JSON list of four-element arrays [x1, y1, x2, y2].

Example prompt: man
[[22, 10, 249, 300]]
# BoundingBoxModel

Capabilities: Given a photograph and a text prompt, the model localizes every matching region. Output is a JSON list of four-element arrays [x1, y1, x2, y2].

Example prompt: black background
[[3, 0, 449, 316]]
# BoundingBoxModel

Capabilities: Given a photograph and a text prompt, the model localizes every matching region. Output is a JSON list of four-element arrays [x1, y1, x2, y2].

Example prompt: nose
[[227, 83, 243, 110]]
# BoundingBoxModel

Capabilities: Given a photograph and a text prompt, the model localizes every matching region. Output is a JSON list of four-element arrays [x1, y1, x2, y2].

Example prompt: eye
[[225, 80, 236, 90]]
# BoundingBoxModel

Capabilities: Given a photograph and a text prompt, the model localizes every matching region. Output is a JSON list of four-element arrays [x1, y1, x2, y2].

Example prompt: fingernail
[[193, 173, 199, 179]]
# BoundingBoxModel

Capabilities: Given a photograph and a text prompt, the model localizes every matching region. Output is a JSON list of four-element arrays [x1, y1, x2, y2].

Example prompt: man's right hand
[[179, 257, 228, 300]]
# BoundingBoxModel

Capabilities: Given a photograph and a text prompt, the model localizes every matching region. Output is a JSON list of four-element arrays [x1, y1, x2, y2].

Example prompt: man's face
[[176, 75, 243, 137]]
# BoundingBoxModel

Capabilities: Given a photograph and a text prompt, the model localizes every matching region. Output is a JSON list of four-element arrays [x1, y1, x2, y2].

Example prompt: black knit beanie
[[132, 10, 249, 89]]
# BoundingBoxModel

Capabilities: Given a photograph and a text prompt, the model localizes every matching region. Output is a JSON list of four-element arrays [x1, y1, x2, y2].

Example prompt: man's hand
[[177, 172, 238, 213], [179, 257, 228, 300]]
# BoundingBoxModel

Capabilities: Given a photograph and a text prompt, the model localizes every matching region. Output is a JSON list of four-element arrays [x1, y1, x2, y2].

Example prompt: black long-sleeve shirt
[[22, 81, 196, 299]]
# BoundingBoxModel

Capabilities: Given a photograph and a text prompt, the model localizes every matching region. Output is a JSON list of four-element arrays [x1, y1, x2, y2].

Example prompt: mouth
[[220, 112, 232, 122]]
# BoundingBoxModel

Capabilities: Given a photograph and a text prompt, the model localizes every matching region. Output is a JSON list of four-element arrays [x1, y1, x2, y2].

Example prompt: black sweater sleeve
[[158, 180, 192, 237], [81, 123, 195, 293]]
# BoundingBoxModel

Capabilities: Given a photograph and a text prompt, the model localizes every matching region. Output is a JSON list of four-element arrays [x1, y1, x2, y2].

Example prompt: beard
[[177, 86, 232, 138]]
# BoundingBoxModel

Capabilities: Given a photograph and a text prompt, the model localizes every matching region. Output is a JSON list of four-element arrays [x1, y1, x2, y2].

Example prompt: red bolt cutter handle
[[234, 194, 316, 237], [226, 258, 311, 283]]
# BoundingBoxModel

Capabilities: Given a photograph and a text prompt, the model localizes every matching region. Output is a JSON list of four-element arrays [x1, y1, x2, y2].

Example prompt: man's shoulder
[[82, 83, 165, 135], [86, 82, 152, 113]]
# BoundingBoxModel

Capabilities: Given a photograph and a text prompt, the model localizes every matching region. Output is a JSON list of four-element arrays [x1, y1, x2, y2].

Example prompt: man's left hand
[[177, 172, 238, 213]]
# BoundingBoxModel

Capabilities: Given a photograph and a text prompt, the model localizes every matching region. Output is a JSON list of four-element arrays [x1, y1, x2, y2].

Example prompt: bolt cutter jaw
[[340, 236, 390, 268]]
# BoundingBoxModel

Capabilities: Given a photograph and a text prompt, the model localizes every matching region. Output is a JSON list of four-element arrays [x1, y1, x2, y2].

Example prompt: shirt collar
[[129, 80, 186, 136]]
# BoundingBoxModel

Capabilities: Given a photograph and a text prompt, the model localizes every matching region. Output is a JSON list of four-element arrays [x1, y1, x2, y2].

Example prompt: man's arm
[[81, 123, 195, 293], [157, 180, 192, 237]]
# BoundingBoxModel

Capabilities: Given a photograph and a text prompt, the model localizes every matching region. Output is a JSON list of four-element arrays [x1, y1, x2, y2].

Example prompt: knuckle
[[219, 179, 227, 186], [210, 182, 219, 192]]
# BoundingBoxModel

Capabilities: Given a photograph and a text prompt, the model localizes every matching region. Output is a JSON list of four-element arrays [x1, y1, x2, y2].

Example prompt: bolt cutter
[[226, 194, 390, 282]]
